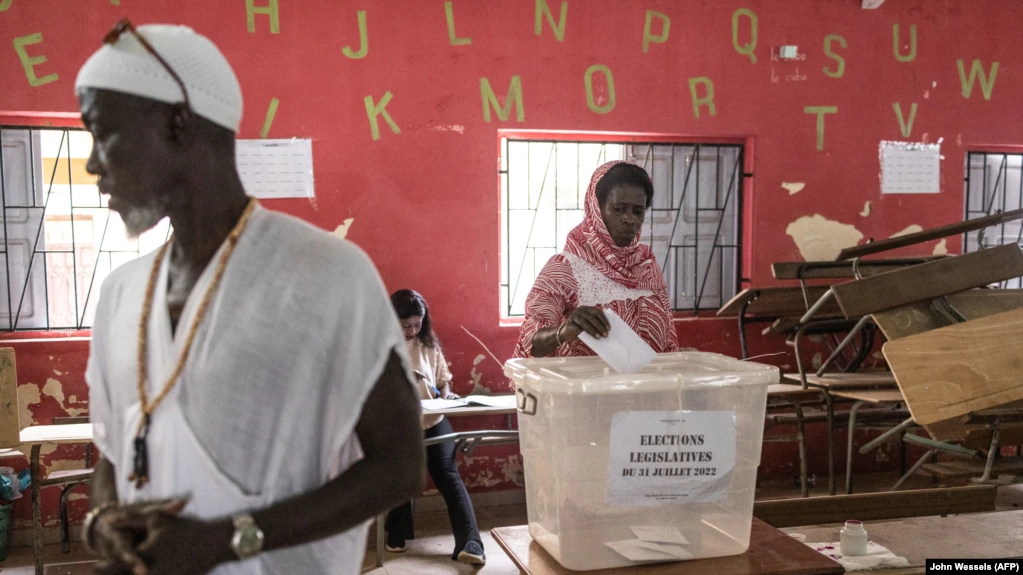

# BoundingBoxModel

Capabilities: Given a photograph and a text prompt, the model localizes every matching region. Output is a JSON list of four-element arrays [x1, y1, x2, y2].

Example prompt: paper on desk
[[420, 399, 466, 411], [804, 541, 909, 571], [463, 395, 517, 409], [631, 526, 690, 546], [605, 539, 680, 562], [578, 309, 657, 374]]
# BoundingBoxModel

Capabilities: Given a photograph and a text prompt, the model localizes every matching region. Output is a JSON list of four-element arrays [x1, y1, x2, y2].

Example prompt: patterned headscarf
[[562, 160, 664, 290]]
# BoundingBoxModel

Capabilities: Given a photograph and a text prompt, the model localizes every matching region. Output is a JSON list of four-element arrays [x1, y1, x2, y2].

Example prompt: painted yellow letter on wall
[[0, 0, 13, 12], [823, 34, 847, 78], [261, 98, 280, 139], [246, 0, 280, 34], [585, 65, 615, 114], [481, 76, 525, 122], [364, 92, 400, 140], [958, 59, 999, 100], [804, 106, 837, 151], [892, 102, 918, 138], [892, 23, 916, 63], [732, 8, 757, 64], [535, 0, 567, 42], [446, 2, 472, 46], [13, 33, 58, 88], [642, 11, 670, 53], [342, 11, 368, 59], [688, 77, 716, 119]]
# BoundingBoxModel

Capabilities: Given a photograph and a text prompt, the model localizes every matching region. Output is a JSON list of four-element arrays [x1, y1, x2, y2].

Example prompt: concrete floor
[[2, 473, 1020, 574]]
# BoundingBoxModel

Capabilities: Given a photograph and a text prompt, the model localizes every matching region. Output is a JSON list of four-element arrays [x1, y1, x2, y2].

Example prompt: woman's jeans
[[384, 417, 483, 557]]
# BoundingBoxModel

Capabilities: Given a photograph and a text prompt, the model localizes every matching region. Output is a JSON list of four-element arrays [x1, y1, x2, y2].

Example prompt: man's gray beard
[[122, 204, 166, 239]]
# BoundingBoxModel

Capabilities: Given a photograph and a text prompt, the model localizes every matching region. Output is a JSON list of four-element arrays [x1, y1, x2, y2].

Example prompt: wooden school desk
[[20, 423, 94, 575], [491, 518, 844, 575]]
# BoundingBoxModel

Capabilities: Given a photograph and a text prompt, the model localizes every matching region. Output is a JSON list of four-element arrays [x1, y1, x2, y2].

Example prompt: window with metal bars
[[499, 137, 745, 318], [964, 151, 1023, 289], [0, 126, 171, 331]]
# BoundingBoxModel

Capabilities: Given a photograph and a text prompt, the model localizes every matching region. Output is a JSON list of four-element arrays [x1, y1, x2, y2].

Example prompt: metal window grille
[[964, 151, 1023, 289], [0, 126, 171, 331], [500, 138, 745, 318]]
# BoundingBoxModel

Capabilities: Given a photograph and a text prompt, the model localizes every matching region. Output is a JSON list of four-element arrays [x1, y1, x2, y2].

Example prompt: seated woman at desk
[[385, 289, 485, 565], [514, 161, 679, 357]]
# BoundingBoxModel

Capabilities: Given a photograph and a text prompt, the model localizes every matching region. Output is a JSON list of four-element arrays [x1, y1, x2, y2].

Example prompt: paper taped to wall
[[236, 138, 315, 199]]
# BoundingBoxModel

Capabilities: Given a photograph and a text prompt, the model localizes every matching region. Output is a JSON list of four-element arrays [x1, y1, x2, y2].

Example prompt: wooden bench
[[771, 257, 943, 280], [785, 372, 897, 389], [921, 457, 1023, 481], [753, 485, 996, 528], [830, 244, 1023, 319]]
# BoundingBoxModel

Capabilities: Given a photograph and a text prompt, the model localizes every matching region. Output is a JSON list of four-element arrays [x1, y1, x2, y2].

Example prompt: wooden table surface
[[767, 384, 823, 398], [422, 405, 517, 417], [829, 389, 906, 404], [492, 518, 843, 575], [785, 373, 897, 389], [19, 423, 93, 445], [782, 510, 1023, 575]]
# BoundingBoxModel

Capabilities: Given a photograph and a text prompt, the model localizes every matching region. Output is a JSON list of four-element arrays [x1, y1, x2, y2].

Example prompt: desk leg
[[846, 401, 865, 495], [892, 449, 936, 491], [30, 444, 43, 575], [375, 512, 386, 567], [794, 401, 809, 498], [737, 298, 753, 360], [826, 393, 836, 496]]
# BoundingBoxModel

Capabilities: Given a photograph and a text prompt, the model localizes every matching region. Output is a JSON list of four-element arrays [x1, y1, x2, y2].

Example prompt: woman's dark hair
[[595, 163, 654, 208], [391, 289, 438, 348]]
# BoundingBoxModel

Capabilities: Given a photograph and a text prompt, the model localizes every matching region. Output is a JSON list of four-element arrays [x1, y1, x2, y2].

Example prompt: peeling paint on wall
[[42, 378, 64, 404], [331, 218, 355, 239], [781, 182, 805, 195], [859, 201, 871, 217], [500, 455, 524, 485], [785, 214, 864, 261], [429, 124, 466, 134], [18, 383, 40, 429], [890, 224, 923, 238], [933, 238, 948, 255]]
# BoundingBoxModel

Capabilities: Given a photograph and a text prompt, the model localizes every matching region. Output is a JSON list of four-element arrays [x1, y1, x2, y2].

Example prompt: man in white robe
[[77, 20, 424, 575]]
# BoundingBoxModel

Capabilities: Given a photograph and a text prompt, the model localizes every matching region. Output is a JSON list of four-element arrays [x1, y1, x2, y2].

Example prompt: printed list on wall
[[235, 138, 315, 200], [606, 411, 736, 507], [880, 141, 941, 195]]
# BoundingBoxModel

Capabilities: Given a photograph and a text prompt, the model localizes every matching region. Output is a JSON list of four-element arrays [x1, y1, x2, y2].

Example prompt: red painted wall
[[2, 0, 1020, 529]]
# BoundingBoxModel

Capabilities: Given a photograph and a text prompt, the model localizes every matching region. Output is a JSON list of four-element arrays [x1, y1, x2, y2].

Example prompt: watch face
[[234, 524, 264, 556]]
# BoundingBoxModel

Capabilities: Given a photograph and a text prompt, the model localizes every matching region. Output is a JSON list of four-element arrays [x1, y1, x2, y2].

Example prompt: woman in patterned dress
[[513, 161, 679, 358]]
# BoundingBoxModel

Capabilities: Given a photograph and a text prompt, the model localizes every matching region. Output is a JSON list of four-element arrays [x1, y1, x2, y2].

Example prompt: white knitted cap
[[75, 24, 243, 132]]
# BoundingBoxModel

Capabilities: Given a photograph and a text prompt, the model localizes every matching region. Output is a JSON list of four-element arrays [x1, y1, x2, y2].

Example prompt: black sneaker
[[386, 534, 406, 553], [456, 540, 486, 566]]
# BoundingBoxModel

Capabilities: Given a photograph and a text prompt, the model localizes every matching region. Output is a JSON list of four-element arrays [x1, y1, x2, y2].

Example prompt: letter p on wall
[[643, 11, 670, 53]]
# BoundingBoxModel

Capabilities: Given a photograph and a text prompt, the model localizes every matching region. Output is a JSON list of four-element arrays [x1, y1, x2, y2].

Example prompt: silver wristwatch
[[230, 514, 265, 560]]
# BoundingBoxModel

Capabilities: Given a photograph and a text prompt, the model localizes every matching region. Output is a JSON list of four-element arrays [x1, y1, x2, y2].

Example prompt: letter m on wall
[[481, 76, 525, 122]]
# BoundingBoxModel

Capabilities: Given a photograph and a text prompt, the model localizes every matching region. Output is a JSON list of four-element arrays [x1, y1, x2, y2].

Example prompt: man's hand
[[123, 514, 232, 575], [441, 386, 460, 400], [91, 499, 187, 575], [97, 498, 232, 575]]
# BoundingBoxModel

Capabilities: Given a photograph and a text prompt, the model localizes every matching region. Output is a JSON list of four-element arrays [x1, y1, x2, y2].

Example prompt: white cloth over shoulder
[[86, 206, 410, 575]]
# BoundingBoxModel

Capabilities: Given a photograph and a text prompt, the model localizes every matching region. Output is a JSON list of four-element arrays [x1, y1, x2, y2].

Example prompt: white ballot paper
[[578, 309, 657, 374]]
